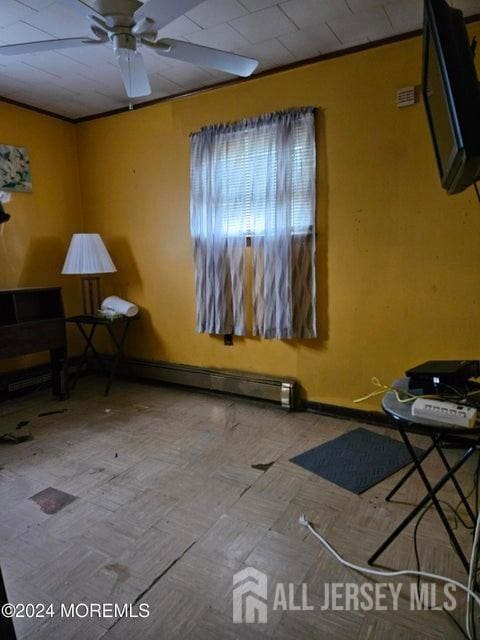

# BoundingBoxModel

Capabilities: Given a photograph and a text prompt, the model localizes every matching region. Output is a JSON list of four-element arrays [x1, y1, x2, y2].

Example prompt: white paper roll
[[101, 296, 138, 318]]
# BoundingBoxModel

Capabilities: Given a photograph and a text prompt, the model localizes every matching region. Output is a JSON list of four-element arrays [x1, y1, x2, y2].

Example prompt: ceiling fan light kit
[[0, 0, 259, 101]]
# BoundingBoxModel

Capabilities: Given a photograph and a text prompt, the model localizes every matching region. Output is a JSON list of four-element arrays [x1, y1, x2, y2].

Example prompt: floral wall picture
[[0, 144, 32, 192]]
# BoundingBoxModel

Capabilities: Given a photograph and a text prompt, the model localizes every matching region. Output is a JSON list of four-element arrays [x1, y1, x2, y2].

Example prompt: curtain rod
[[190, 105, 317, 138]]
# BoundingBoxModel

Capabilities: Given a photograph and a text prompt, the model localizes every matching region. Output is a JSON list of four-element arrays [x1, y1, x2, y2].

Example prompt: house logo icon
[[232, 567, 268, 623]]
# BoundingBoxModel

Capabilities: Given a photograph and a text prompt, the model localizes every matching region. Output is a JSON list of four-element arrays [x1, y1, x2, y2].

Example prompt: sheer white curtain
[[190, 107, 316, 338], [249, 108, 316, 338], [190, 127, 248, 335]]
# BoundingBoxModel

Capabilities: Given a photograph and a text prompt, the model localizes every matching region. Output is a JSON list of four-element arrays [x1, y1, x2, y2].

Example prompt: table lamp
[[62, 233, 117, 316]]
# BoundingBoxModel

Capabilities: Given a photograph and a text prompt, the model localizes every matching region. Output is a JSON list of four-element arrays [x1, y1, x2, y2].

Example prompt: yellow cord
[[354, 377, 391, 403], [354, 377, 442, 405]]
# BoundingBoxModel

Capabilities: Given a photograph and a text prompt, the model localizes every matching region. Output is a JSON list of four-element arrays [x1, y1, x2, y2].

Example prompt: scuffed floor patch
[[29, 487, 78, 514]]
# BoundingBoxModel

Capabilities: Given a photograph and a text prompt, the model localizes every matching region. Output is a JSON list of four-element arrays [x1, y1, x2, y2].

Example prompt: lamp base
[[81, 276, 101, 316]]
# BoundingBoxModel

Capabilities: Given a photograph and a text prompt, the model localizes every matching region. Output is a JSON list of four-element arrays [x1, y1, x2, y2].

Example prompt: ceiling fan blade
[[134, 0, 205, 31], [0, 37, 104, 56], [132, 17, 156, 36], [62, 0, 103, 18], [117, 50, 152, 98], [146, 39, 259, 77]]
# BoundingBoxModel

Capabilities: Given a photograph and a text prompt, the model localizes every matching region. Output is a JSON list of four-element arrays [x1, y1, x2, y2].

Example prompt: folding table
[[67, 315, 138, 397], [368, 378, 480, 574]]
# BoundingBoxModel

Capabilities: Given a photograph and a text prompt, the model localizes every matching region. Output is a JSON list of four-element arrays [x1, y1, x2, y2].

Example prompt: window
[[190, 107, 317, 339]]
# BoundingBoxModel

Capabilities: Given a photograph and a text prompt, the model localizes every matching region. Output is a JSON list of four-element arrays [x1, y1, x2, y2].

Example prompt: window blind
[[191, 114, 315, 238]]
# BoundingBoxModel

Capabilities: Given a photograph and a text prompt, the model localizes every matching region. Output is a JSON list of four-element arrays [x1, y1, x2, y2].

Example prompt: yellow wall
[[0, 102, 83, 371], [75, 28, 480, 410]]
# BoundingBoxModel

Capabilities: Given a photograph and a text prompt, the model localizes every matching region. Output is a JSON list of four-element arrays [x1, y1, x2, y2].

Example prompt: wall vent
[[397, 86, 416, 108]]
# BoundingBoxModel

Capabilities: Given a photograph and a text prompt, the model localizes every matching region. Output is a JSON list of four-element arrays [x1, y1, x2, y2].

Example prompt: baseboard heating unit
[[0, 360, 79, 398], [122, 358, 299, 410]]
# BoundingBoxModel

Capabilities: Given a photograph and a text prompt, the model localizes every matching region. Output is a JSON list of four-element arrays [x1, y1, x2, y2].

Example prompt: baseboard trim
[[305, 400, 390, 427]]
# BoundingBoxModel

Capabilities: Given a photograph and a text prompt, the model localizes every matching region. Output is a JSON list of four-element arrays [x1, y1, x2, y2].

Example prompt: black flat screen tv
[[422, 0, 480, 194]]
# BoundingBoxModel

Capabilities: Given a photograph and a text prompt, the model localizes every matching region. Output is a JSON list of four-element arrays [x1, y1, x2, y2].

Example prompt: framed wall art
[[0, 144, 32, 192]]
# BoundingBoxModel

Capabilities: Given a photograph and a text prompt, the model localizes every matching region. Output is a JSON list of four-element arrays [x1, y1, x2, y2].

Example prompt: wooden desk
[[0, 287, 68, 399]]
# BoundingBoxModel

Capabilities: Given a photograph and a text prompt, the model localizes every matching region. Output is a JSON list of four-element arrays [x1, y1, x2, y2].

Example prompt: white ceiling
[[0, 0, 477, 120]]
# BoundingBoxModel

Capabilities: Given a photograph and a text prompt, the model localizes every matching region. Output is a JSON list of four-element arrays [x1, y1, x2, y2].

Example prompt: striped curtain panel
[[190, 127, 247, 335], [250, 108, 316, 338], [190, 107, 316, 339]]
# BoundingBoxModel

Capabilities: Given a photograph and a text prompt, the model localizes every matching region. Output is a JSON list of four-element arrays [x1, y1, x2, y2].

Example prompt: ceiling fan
[[0, 0, 259, 99]]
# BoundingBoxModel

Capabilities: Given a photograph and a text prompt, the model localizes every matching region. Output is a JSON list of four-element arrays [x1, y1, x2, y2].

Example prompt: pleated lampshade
[[62, 233, 116, 275]]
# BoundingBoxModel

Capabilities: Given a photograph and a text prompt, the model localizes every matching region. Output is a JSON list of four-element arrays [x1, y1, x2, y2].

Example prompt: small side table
[[368, 377, 480, 574], [67, 315, 139, 396]]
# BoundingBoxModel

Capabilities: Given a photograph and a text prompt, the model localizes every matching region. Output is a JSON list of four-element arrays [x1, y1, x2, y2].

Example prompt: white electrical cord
[[466, 506, 480, 638], [299, 514, 480, 639]]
